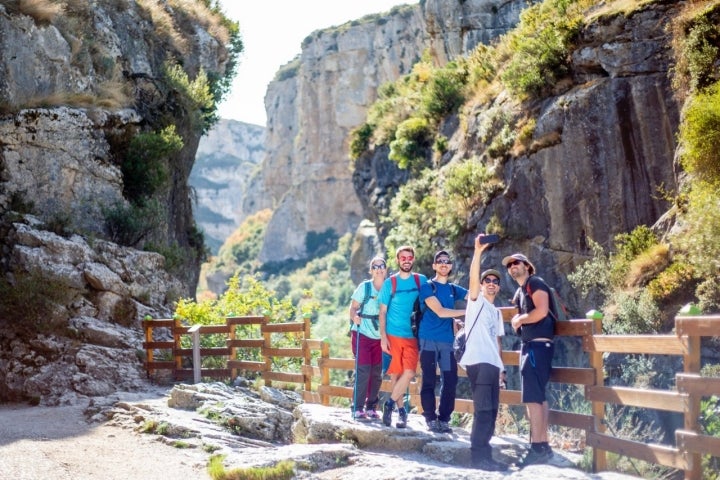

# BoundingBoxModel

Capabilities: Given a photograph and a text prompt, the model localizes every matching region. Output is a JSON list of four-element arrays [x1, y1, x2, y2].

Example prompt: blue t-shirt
[[378, 273, 428, 338], [350, 280, 381, 339], [418, 281, 468, 343]]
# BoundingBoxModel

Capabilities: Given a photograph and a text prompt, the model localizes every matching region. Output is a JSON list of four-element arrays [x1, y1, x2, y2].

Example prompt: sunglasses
[[506, 260, 523, 268], [435, 259, 452, 265], [483, 278, 500, 285], [398, 255, 414, 262], [371, 264, 386, 270]]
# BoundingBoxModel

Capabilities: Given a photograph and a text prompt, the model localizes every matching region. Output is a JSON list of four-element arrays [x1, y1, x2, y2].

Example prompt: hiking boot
[[437, 420, 452, 433], [472, 458, 509, 472], [382, 401, 394, 427], [365, 409, 380, 420], [396, 407, 408, 428], [353, 410, 367, 421], [426, 418, 439, 432], [518, 447, 553, 467]]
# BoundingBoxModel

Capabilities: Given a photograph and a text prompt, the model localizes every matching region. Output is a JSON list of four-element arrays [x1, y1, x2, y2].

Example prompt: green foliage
[[420, 64, 466, 118], [444, 158, 501, 211], [122, 125, 183, 204], [144, 241, 190, 276], [675, 184, 720, 278], [679, 13, 720, 92], [700, 393, 720, 478], [646, 261, 696, 303], [163, 63, 216, 134], [349, 123, 373, 160], [606, 290, 662, 334], [208, 456, 295, 480], [389, 117, 433, 171], [500, 0, 584, 98], [568, 239, 611, 308], [610, 225, 658, 284], [678, 81, 720, 187], [103, 199, 163, 247]]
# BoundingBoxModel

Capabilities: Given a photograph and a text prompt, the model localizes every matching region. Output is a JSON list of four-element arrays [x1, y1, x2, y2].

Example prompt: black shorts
[[520, 340, 554, 403]]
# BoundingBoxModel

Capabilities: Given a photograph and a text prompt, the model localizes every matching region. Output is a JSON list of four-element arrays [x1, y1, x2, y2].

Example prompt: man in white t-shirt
[[458, 234, 508, 472]]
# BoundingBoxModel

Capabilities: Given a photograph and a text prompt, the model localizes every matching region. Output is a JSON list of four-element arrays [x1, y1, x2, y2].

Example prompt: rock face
[[0, 1, 234, 404], [351, 2, 682, 315], [254, 0, 532, 262], [191, 120, 265, 254]]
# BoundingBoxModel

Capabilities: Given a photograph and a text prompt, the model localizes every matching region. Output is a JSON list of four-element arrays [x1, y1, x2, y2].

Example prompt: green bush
[[389, 117, 433, 170], [681, 14, 720, 92], [349, 123, 374, 160], [444, 158, 500, 211], [500, 0, 584, 98], [420, 65, 466, 118], [678, 81, 720, 187], [103, 199, 163, 247], [163, 63, 216, 134], [122, 126, 183, 204]]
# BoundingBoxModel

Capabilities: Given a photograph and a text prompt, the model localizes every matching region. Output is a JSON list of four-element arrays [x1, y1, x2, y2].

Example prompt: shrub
[[163, 63, 216, 134], [420, 65, 466, 118], [103, 199, 163, 247], [444, 158, 501, 211], [678, 81, 720, 187], [388, 117, 433, 170], [500, 0, 584, 99], [349, 123, 373, 160], [122, 126, 183, 204]]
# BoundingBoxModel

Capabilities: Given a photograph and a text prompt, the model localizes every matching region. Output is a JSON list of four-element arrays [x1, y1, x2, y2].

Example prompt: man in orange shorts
[[378, 245, 428, 428]]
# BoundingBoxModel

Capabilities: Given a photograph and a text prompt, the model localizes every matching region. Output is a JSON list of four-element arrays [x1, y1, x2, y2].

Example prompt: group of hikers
[[347, 233, 558, 471]]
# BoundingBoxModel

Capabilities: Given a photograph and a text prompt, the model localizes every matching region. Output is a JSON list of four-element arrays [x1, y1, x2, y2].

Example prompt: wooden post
[[228, 317, 237, 380], [681, 314, 702, 480], [587, 312, 607, 472], [189, 325, 201, 384], [143, 319, 154, 377], [303, 316, 312, 393], [320, 339, 330, 406], [262, 316, 272, 387], [173, 316, 183, 381]]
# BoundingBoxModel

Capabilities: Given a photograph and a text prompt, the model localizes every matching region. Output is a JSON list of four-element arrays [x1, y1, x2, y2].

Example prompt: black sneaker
[[518, 447, 553, 467], [426, 418, 439, 432], [382, 400, 393, 427], [472, 458, 508, 472], [396, 406, 408, 428], [437, 420, 452, 433]]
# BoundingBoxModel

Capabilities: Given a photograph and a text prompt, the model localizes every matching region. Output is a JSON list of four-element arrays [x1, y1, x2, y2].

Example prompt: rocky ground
[[0, 383, 642, 480]]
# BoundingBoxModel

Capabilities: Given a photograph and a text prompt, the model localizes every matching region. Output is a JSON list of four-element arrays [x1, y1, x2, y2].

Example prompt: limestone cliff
[[252, 0, 531, 262], [0, 1, 236, 404], [192, 119, 265, 254]]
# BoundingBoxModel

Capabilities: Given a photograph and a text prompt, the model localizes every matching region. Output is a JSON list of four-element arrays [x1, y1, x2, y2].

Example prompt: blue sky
[[216, 1, 414, 126]]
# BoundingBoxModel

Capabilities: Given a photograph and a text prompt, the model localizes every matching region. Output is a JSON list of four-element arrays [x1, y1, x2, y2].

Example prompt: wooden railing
[[142, 312, 720, 479]]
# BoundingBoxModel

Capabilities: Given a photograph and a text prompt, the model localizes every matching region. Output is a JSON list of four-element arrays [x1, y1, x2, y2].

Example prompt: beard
[[399, 263, 413, 273]]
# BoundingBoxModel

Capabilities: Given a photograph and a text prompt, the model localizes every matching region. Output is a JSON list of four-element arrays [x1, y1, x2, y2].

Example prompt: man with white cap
[[459, 234, 507, 471], [502, 252, 555, 467]]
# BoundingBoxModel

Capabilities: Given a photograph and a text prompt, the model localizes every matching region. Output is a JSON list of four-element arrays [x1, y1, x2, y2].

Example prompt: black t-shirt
[[512, 275, 555, 342]]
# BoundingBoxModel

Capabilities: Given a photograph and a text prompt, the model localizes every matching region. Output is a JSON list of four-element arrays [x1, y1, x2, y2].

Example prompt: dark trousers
[[354, 363, 382, 411], [466, 362, 501, 461], [419, 348, 458, 422]]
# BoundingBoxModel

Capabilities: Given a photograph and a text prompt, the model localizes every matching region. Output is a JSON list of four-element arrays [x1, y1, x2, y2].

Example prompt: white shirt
[[458, 295, 504, 370]]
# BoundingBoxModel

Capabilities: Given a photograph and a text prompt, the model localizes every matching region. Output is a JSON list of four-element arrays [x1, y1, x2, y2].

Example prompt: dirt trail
[[0, 403, 211, 480]]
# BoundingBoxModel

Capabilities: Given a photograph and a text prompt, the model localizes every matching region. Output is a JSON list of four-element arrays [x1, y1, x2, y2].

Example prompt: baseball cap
[[434, 250, 451, 262], [480, 269, 501, 282]]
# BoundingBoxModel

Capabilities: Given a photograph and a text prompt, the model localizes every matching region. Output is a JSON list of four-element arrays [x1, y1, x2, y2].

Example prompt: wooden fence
[[142, 311, 720, 479]]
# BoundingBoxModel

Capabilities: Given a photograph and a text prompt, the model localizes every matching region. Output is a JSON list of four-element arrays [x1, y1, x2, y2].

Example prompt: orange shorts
[[386, 334, 419, 375]]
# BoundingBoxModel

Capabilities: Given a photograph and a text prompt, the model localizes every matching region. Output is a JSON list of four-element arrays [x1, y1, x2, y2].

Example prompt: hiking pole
[[351, 327, 362, 419]]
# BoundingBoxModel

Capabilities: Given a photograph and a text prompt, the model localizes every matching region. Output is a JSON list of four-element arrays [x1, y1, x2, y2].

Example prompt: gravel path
[[0, 403, 211, 480]]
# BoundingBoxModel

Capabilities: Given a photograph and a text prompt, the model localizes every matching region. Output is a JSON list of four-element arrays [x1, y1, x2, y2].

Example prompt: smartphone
[[479, 234, 500, 244]]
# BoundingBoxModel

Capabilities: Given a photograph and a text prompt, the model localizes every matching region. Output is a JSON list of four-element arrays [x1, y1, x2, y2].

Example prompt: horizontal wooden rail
[[585, 386, 687, 412], [264, 347, 304, 358], [550, 367, 595, 385], [676, 373, 720, 396], [227, 360, 265, 371], [227, 339, 264, 348], [142, 319, 174, 328], [175, 347, 232, 357], [227, 316, 265, 325], [549, 410, 594, 431], [263, 322, 305, 333], [263, 371, 304, 384], [143, 341, 174, 349], [587, 432, 687, 470], [584, 335, 687, 355], [676, 429, 720, 457], [174, 325, 229, 335], [675, 315, 720, 336]]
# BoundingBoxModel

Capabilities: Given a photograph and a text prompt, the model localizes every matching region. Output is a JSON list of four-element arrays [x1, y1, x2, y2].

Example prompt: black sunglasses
[[435, 259, 452, 265], [371, 264, 386, 270], [483, 278, 500, 285], [506, 260, 523, 268]]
